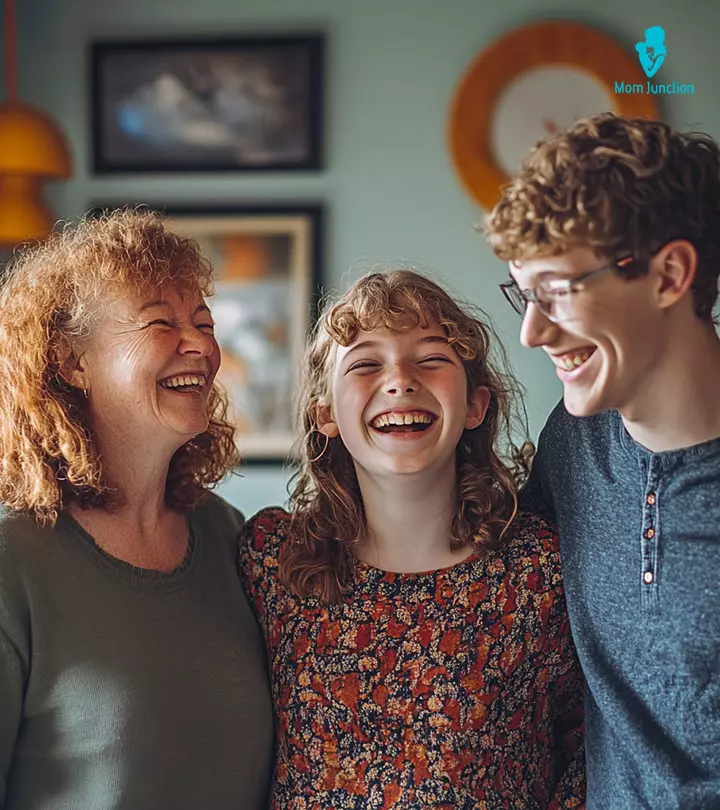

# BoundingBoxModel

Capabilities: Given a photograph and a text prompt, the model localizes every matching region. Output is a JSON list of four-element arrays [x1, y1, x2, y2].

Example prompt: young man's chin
[[562, 389, 607, 419]]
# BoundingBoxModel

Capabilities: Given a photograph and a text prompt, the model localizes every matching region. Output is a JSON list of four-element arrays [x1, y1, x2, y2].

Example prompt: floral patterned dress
[[239, 508, 585, 810]]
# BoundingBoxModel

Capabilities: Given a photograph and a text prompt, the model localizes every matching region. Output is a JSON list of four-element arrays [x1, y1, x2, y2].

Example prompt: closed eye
[[196, 323, 215, 332], [347, 360, 380, 372], [148, 319, 172, 328], [420, 355, 454, 364]]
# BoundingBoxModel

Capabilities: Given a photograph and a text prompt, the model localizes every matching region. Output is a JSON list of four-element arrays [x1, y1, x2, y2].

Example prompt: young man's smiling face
[[509, 247, 669, 419], [322, 323, 488, 479]]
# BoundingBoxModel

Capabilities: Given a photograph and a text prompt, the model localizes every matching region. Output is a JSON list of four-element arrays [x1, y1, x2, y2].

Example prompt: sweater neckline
[[56, 510, 198, 590], [615, 409, 720, 467]]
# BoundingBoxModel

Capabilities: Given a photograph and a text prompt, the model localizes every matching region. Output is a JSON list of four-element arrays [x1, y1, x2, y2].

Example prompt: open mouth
[[159, 373, 207, 393], [369, 410, 437, 434], [554, 348, 596, 372]]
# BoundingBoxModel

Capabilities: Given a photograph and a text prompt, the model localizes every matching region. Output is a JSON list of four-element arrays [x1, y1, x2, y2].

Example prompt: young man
[[485, 112, 720, 809]]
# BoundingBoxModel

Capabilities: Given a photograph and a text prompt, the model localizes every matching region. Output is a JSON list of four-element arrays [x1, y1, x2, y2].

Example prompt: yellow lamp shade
[[0, 174, 57, 245], [0, 101, 72, 177]]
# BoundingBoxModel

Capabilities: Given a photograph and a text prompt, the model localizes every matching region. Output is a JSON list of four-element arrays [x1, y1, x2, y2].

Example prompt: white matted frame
[[93, 204, 323, 464]]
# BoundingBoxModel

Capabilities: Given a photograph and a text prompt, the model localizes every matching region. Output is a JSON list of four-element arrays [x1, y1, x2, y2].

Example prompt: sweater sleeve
[[0, 536, 30, 806]]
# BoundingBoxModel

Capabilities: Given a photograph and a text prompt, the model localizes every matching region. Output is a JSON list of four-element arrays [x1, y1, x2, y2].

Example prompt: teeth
[[371, 411, 434, 428], [161, 374, 206, 389], [557, 351, 592, 371]]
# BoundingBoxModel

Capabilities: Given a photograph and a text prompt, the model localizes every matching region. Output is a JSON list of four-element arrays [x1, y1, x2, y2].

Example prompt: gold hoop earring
[[308, 429, 330, 463]]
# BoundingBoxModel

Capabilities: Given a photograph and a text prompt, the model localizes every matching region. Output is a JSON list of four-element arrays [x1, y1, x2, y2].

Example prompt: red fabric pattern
[[239, 508, 585, 809]]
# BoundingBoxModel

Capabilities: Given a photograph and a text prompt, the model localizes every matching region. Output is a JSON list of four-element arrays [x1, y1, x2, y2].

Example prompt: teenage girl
[[240, 269, 585, 809]]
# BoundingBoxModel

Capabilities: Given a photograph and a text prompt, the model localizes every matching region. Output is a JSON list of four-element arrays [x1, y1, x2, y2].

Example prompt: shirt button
[[645, 528, 655, 540], [643, 571, 654, 584], [646, 493, 656, 505]]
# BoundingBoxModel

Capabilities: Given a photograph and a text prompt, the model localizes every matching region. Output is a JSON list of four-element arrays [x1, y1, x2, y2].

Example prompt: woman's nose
[[178, 325, 216, 357]]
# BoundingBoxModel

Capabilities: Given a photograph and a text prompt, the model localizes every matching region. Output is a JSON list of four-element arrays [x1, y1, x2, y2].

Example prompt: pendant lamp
[[0, 0, 72, 246]]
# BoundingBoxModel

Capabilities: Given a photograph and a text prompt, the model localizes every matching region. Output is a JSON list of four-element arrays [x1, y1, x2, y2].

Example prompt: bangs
[[324, 283, 478, 361]]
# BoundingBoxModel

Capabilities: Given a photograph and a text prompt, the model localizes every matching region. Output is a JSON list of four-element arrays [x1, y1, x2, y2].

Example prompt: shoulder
[[238, 508, 291, 617], [190, 492, 244, 541], [536, 400, 620, 478], [540, 399, 618, 448], [0, 506, 55, 573], [242, 507, 292, 557], [0, 508, 50, 643], [500, 509, 563, 591]]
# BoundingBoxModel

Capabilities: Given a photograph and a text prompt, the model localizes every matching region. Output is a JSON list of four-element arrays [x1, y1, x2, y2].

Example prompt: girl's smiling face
[[320, 322, 489, 480]]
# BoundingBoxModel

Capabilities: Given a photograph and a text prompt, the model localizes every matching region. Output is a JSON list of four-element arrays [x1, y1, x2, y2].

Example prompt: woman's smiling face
[[77, 284, 220, 451]]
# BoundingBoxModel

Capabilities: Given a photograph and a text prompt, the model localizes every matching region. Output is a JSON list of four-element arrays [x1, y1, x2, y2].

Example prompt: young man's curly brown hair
[[485, 112, 720, 322], [0, 208, 237, 525], [282, 268, 533, 604]]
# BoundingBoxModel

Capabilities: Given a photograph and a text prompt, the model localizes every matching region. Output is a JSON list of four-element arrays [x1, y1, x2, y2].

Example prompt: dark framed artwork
[[92, 203, 323, 464], [90, 35, 324, 173]]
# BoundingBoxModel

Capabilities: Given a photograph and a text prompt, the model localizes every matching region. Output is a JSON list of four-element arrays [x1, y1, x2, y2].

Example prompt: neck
[[620, 319, 720, 452], [354, 457, 471, 572], [69, 424, 186, 539], [66, 436, 187, 571]]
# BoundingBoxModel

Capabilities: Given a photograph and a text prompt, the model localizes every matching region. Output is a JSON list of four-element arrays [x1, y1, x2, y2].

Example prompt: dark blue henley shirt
[[527, 402, 720, 809]]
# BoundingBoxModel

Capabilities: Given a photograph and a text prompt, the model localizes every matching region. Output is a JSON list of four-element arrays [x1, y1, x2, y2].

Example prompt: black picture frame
[[92, 202, 324, 464], [90, 35, 324, 174]]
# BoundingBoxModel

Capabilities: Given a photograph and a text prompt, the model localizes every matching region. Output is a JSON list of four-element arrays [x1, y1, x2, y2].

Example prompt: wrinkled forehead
[[88, 279, 208, 322]]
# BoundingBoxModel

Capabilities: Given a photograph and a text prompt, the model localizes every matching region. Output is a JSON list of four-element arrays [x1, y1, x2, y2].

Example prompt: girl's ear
[[315, 402, 340, 438], [465, 386, 491, 430]]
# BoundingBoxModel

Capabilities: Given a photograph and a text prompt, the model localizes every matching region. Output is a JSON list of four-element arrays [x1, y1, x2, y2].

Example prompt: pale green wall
[[13, 0, 720, 515]]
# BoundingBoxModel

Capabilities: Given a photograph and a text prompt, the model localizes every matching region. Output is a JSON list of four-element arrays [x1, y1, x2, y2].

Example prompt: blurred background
[[2, 0, 718, 515]]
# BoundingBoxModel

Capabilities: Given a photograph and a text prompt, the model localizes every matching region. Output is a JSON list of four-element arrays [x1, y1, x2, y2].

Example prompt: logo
[[635, 26, 667, 78], [614, 26, 694, 97]]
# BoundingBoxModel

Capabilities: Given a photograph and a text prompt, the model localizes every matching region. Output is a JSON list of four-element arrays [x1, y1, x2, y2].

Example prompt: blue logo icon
[[636, 26, 667, 78]]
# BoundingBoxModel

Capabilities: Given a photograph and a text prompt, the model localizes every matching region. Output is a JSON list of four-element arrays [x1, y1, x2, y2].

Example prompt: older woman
[[0, 210, 273, 809]]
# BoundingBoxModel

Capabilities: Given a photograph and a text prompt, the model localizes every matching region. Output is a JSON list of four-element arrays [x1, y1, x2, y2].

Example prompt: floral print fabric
[[239, 508, 585, 809]]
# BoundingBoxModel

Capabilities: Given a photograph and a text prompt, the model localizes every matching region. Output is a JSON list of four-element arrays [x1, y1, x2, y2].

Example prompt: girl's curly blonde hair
[[0, 208, 237, 525], [485, 112, 720, 322], [283, 268, 533, 604]]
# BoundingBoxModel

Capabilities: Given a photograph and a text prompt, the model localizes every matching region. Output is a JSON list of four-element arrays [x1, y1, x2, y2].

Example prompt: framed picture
[[90, 35, 324, 173], [93, 203, 323, 463]]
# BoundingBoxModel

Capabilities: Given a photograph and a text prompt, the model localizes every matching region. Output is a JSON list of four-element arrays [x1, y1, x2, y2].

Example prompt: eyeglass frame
[[499, 255, 636, 323]]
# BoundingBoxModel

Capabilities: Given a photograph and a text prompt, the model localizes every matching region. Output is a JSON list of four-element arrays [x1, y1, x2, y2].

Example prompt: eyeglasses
[[499, 256, 635, 323]]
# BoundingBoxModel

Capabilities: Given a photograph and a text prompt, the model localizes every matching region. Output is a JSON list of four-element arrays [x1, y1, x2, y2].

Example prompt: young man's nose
[[520, 303, 562, 349]]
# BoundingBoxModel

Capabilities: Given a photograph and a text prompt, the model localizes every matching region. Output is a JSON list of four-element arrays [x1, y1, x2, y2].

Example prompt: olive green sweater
[[0, 494, 274, 809]]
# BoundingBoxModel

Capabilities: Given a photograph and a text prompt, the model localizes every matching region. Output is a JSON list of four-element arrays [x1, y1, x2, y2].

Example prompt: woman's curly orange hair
[[282, 268, 533, 604], [0, 208, 237, 524]]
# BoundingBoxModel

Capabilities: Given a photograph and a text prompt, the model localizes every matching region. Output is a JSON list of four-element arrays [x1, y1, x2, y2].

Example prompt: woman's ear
[[52, 333, 87, 390], [315, 402, 340, 438], [465, 386, 491, 430]]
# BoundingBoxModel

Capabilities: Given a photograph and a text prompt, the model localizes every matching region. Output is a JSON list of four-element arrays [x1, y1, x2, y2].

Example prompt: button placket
[[640, 458, 661, 612]]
